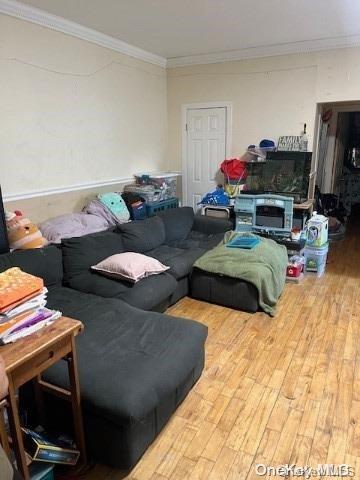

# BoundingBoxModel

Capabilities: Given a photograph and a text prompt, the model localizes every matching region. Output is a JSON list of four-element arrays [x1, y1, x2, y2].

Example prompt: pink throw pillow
[[91, 252, 169, 283]]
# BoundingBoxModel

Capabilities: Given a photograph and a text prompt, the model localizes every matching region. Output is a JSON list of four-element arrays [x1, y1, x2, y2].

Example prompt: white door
[[185, 107, 227, 210]]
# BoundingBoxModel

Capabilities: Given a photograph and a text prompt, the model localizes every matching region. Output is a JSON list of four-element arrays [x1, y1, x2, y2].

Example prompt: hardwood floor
[[83, 219, 360, 480]]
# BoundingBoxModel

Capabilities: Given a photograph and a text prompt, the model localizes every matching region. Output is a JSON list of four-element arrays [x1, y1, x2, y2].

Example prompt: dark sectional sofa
[[0, 208, 234, 470]]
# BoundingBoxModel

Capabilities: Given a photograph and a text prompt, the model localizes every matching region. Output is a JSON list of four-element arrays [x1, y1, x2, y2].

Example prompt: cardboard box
[[22, 428, 80, 466]]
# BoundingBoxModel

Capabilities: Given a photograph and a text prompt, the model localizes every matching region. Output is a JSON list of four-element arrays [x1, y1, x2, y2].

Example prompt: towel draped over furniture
[[193, 232, 288, 316]]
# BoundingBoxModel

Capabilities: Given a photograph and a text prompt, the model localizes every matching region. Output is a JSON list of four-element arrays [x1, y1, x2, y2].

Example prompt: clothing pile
[[123, 183, 163, 203], [0, 268, 61, 344]]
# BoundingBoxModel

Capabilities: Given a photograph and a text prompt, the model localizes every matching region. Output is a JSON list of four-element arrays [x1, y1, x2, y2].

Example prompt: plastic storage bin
[[146, 198, 179, 216], [29, 463, 54, 480], [134, 172, 179, 200], [306, 212, 328, 247], [304, 242, 329, 277], [123, 184, 162, 203]]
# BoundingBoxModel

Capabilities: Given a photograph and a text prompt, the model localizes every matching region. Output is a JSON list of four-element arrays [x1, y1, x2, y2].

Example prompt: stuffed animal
[[98, 192, 130, 223], [5, 211, 47, 250]]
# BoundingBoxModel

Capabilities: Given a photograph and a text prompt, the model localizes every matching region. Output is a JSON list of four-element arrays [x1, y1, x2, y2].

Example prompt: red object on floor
[[286, 263, 302, 278]]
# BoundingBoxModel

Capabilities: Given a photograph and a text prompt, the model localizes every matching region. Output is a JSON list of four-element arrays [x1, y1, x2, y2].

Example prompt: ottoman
[[190, 267, 259, 313]]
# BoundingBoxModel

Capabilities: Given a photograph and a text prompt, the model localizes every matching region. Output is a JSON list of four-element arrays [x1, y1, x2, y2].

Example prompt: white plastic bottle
[[300, 123, 308, 152]]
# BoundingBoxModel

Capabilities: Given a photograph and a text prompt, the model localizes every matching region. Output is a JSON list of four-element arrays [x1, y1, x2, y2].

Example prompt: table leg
[[33, 375, 47, 428], [67, 337, 87, 466], [0, 399, 11, 459], [6, 377, 29, 480]]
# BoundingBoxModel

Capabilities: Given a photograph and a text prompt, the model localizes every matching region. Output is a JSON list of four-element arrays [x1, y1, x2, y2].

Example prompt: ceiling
[[10, 0, 360, 64]]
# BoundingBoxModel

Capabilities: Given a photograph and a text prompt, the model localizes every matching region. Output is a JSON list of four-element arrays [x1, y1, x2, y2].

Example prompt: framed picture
[[0, 186, 10, 254], [277, 136, 301, 151]]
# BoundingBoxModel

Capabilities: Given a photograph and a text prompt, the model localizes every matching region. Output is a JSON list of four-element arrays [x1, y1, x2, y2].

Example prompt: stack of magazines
[[0, 267, 61, 344]]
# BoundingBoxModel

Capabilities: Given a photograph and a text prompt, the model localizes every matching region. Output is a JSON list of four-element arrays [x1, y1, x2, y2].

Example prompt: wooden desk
[[0, 316, 86, 479], [293, 199, 314, 211]]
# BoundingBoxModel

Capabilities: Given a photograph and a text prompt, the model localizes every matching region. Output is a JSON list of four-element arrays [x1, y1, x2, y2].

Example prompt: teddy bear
[[5, 211, 47, 250]]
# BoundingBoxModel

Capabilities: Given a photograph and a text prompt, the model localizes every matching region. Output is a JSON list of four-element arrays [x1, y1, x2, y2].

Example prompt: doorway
[[315, 102, 360, 227], [182, 103, 232, 210]]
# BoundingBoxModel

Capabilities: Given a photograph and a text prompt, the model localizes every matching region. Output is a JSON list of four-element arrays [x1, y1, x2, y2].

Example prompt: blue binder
[[226, 236, 260, 249]]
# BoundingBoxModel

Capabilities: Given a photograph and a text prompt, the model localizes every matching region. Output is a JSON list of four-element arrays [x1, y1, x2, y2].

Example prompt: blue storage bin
[[131, 202, 146, 220], [146, 198, 179, 216], [304, 242, 329, 277], [29, 463, 54, 480]]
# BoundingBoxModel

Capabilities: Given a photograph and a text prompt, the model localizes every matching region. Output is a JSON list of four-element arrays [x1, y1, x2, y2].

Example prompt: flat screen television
[[244, 151, 312, 203], [0, 186, 10, 254]]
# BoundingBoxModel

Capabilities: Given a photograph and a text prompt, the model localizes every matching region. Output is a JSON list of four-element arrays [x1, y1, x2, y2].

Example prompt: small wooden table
[[293, 199, 314, 211], [293, 199, 314, 229], [0, 316, 86, 480]]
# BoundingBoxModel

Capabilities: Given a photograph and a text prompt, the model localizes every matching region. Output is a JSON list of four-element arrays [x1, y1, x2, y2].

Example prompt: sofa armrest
[[192, 214, 233, 235]]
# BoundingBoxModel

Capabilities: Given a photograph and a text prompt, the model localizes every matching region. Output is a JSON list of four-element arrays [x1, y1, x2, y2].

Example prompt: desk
[[0, 317, 86, 479], [293, 199, 314, 211], [293, 199, 314, 229]]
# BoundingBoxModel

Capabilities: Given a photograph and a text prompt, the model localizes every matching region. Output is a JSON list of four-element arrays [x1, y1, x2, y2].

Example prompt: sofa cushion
[[66, 271, 177, 311], [147, 245, 205, 280], [169, 230, 224, 252], [62, 230, 124, 280], [117, 216, 165, 253], [46, 285, 126, 319], [0, 246, 63, 287], [157, 207, 194, 244]]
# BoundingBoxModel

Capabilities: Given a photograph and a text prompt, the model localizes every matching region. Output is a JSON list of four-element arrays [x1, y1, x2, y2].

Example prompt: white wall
[[0, 14, 167, 199], [167, 47, 360, 172], [3, 11, 360, 205]]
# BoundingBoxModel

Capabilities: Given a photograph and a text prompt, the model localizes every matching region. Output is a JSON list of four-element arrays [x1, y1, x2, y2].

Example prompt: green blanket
[[193, 232, 288, 316]]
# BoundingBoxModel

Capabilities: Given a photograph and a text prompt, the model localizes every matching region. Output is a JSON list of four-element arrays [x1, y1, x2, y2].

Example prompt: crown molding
[[167, 34, 360, 68], [2, 177, 134, 202], [0, 0, 167, 68], [2, 0, 360, 70]]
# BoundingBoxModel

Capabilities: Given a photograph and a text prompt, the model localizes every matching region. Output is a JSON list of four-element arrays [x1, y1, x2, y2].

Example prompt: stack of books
[[0, 267, 61, 344]]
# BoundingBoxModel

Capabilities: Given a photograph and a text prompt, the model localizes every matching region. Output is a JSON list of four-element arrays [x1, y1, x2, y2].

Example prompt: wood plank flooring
[[83, 219, 360, 480]]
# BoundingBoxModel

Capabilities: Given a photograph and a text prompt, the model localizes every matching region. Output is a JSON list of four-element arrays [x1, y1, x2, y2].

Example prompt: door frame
[[181, 102, 233, 206], [314, 101, 360, 193]]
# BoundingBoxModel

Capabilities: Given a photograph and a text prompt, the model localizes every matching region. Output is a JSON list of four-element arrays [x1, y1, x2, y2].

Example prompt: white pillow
[[91, 252, 169, 283]]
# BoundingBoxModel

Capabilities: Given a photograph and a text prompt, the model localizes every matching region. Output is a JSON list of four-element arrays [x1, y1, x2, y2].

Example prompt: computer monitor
[[0, 186, 10, 254]]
